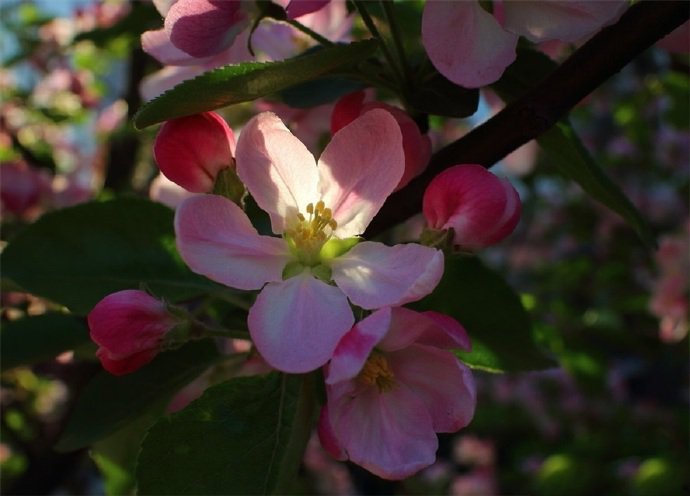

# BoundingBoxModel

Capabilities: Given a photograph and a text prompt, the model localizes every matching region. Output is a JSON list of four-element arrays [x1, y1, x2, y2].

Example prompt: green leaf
[[137, 372, 317, 495], [412, 256, 555, 372], [1, 313, 90, 371], [134, 40, 379, 129], [55, 340, 220, 452], [1, 197, 218, 315], [279, 76, 365, 108], [494, 48, 656, 247], [539, 122, 656, 247], [408, 69, 479, 118]]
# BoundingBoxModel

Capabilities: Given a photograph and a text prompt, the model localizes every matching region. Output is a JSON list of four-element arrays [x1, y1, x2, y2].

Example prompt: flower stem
[[285, 19, 334, 46], [352, 1, 404, 85], [380, 0, 412, 89]]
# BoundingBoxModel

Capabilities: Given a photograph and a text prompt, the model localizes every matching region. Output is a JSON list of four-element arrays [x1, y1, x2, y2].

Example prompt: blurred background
[[1, 1, 688, 495]]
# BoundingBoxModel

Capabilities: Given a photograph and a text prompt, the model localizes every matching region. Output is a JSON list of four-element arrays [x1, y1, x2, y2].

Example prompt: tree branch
[[366, 0, 689, 237]]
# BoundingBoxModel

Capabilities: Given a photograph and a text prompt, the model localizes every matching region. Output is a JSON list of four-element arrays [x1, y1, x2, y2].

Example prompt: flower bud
[[153, 112, 236, 193], [87, 290, 179, 375], [423, 164, 521, 250], [331, 91, 431, 191]]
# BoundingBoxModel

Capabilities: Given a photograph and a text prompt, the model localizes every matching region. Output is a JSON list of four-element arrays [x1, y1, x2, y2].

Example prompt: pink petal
[[327, 381, 437, 479], [285, 0, 330, 19], [88, 290, 175, 356], [141, 28, 201, 66], [318, 109, 404, 237], [390, 344, 476, 432], [503, 1, 628, 43], [376, 307, 433, 353], [140, 65, 202, 102], [417, 311, 472, 352], [96, 347, 159, 376], [165, 0, 248, 58], [149, 172, 197, 209], [331, 241, 444, 309], [174, 195, 290, 290], [248, 273, 354, 373], [422, 164, 521, 250], [317, 404, 347, 461], [235, 112, 319, 234], [154, 112, 236, 193], [422, 1, 517, 88], [326, 307, 392, 385]]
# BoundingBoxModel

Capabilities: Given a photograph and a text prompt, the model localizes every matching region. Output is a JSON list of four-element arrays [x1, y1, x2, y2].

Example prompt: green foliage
[[134, 40, 379, 128], [1, 313, 90, 371], [55, 340, 220, 452], [136, 372, 317, 495], [413, 255, 555, 372], [1, 198, 219, 315]]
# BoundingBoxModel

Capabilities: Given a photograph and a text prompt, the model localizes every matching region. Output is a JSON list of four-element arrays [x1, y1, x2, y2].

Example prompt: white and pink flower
[[174, 110, 444, 373], [422, 1, 627, 88], [318, 306, 476, 479]]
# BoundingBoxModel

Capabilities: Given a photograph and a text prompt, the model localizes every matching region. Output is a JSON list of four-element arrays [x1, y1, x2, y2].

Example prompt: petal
[[154, 112, 236, 193], [141, 28, 200, 66], [503, 1, 627, 43], [416, 311, 472, 352], [327, 381, 437, 479], [390, 344, 476, 432], [421, 1, 517, 88], [165, 0, 248, 58], [248, 273, 354, 373], [317, 404, 347, 461], [318, 109, 404, 237], [331, 241, 444, 309], [235, 112, 319, 234], [327, 307, 392, 385], [88, 290, 175, 357], [96, 347, 159, 376], [140, 65, 202, 102], [174, 195, 290, 290], [285, 0, 330, 19]]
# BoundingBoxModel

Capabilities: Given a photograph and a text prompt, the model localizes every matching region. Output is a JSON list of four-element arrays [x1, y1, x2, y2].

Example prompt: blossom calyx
[[154, 112, 237, 194], [423, 164, 521, 250], [87, 290, 180, 375]]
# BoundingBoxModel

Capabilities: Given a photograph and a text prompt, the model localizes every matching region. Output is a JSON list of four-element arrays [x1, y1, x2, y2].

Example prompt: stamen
[[357, 351, 395, 393]]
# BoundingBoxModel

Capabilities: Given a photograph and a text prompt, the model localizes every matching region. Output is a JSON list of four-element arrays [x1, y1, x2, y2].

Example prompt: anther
[[306, 203, 314, 214]]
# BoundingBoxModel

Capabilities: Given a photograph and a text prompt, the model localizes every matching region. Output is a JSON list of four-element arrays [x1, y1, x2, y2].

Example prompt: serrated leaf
[[134, 40, 379, 128], [1, 313, 90, 371], [56, 340, 220, 452], [412, 256, 556, 372], [137, 372, 316, 495], [1, 197, 219, 315]]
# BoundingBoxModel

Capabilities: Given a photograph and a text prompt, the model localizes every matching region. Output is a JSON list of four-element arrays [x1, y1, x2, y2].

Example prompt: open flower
[[154, 112, 236, 193], [423, 164, 521, 250], [88, 290, 179, 375], [175, 110, 444, 373], [318, 307, 476, 479], [422, 1, 627, 88]]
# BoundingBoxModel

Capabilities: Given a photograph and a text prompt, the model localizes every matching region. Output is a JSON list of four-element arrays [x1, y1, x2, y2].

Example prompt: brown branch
[[366, 0, 689, 237]]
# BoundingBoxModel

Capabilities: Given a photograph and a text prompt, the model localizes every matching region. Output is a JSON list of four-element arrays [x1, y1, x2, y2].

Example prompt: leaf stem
[[352, 1, 404, 85], [380, 1, 412, 89]]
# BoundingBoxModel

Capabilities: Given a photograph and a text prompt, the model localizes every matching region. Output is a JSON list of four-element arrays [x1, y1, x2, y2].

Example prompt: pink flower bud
[[153, 112, 236, 193], [423, 164, 521, 250], [87, 290, 178, 375], [331, 91, 431, 191]]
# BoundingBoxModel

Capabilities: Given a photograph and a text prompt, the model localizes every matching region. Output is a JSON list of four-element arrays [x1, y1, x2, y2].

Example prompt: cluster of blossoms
[[85, 0, 535, 480]]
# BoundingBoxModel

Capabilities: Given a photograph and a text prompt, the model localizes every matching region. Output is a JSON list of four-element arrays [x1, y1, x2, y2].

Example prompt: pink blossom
[[153, 112, 236, 193], [149, 173, 197, 209], [318, 307, 476, 479], [175, 110, 444, 373], [423, 164, 521, 250], [331, 91, 431, 190], [272, 0, 331, 19], [422, 1, 627, 88], [87, 290, 179, 375], [0, 161, 51, 217]]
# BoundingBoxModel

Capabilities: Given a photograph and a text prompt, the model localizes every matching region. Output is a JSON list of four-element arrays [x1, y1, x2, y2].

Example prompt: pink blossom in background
[[423, 164, 521, 250], [153, 112, 236, 193], [331, 91, 432, 190], [0, 161, 52, 218], [422, 1, 627, 88], [318, 307, 475, 479], [175, 110, 444, 373], [656, 20, 690, 54], [88, 290, 179, 375]]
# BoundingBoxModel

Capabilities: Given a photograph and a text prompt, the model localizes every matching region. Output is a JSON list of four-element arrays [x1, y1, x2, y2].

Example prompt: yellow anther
[[357, 351, 395, 393], [297, 213, 305, 222], [315, 200, 325, 212], [306, 203, 314, 214], [328, 219, 338, 230], [322, 207, 332, 219]]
